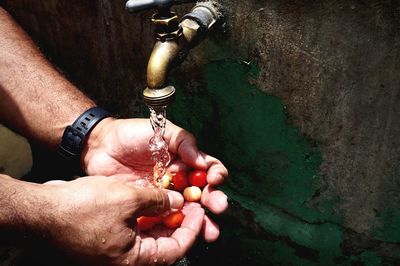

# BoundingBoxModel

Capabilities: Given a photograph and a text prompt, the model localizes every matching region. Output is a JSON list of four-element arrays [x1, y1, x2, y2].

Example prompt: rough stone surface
[[241, 0, 400, 235]]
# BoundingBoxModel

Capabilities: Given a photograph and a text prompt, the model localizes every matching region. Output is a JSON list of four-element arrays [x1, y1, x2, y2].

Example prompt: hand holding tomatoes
[[136, 169, 209, 231]]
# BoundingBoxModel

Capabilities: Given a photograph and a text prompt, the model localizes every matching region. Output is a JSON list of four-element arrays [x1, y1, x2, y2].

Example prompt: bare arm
[[0, 174, 50, 234], [0, 7, 95, 150]]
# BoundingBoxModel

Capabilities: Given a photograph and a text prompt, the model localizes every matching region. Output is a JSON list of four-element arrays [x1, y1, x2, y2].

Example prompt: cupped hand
[[82, 118, 229, 242], [42, 176, 203, 265]]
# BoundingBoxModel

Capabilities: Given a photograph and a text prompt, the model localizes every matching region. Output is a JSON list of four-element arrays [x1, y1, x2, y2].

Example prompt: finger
[[201, 185, 229, 215], [182, 201, 202, 213], [166, 159, 191, 174], [182, 202, 220, 242], [165, 122, 207, 170], [200, 152, 229, 186], [202, 215, 220, 242], [133, 188, 184, 217], [137, 207, 205, 265]]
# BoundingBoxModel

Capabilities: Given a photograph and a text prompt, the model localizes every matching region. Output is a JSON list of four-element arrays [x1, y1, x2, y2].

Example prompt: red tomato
[[188, 170, 207, 188], [172, 171, 189, 191], [163, 210, 184, 229], [136, 216, 162, 231]]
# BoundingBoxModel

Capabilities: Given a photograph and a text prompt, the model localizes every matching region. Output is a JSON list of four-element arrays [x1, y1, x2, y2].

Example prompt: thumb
[[133, 188, 184, 217]]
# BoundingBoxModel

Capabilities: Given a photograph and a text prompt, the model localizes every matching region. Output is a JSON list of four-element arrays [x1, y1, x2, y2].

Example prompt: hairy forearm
[[0, 7, 95, 149], [0, 174, 50, 233]]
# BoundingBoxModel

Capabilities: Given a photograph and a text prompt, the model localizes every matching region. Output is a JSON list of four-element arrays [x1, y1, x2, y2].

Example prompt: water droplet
[[175, 256, 191, 266]]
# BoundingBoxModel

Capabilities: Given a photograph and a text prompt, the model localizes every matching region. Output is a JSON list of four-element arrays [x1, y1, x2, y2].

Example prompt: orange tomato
[[136, 216, 162, 231], [163, 210, 184, 229]]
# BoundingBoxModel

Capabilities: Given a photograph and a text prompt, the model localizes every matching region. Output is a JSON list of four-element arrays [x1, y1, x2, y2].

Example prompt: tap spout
[[143, 1, 221, 108], [143, 39, 180, 107], [146, 40, 181, 91]]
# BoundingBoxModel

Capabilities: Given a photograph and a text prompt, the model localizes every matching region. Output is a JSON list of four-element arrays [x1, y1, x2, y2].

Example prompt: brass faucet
[[125, 0, 221, 108]]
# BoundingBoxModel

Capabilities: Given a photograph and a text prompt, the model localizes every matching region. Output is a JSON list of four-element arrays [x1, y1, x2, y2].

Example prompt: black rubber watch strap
[[58, 107, 112, 160]]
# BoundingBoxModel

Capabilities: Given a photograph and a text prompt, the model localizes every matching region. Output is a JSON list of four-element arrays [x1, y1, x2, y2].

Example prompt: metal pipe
[[143, 1, 221, 108], [126, 0, 197, 12]]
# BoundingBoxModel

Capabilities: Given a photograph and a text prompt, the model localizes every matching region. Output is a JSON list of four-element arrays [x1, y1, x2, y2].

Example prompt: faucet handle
[[125, 0, 196, 12]]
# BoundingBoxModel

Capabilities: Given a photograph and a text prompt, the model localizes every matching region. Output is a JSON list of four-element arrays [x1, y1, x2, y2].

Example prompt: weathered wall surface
[[0, 125, 32, 178], [2, 0, 400, 265]]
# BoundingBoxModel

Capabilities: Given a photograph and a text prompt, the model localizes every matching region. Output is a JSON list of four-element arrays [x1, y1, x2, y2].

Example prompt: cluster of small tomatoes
[[136, 169, 208, 231]]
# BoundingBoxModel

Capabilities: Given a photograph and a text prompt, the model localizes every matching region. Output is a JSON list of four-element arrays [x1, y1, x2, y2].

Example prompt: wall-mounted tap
[[125, 0, 222, 109]]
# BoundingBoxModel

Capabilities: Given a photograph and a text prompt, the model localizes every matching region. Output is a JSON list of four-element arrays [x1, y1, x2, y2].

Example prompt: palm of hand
[[83, 119, 159, 180]]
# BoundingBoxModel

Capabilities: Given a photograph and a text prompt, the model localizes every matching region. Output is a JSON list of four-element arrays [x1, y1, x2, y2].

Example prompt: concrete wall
[[0, 125, 32, 178], [2, 0, 400, 265]]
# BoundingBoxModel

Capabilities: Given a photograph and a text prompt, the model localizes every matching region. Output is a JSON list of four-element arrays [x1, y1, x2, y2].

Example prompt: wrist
[[58, 107, 113, 163], [80, 117, 116, 171], [82, 116, 115, 149]]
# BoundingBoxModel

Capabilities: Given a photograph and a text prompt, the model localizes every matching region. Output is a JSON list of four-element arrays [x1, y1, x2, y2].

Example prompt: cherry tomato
[[188, 170, 207, 188], [173, 171, 189, 191], [183, 186, 202, 202], [136, 216, 162, 231], [163, 210, 184, 229], [161, 172, 173, 189]]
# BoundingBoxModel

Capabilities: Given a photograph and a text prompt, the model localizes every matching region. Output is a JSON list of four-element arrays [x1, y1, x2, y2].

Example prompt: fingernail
[[167, 190, 184, 211]]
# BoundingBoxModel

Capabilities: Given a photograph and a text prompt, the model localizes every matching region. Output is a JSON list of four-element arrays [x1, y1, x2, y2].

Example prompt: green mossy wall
[[167, 60, 399, 265]]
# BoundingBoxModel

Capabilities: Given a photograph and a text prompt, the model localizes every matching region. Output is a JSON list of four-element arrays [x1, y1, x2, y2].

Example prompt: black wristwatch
[[58, 107, 112, 161]]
